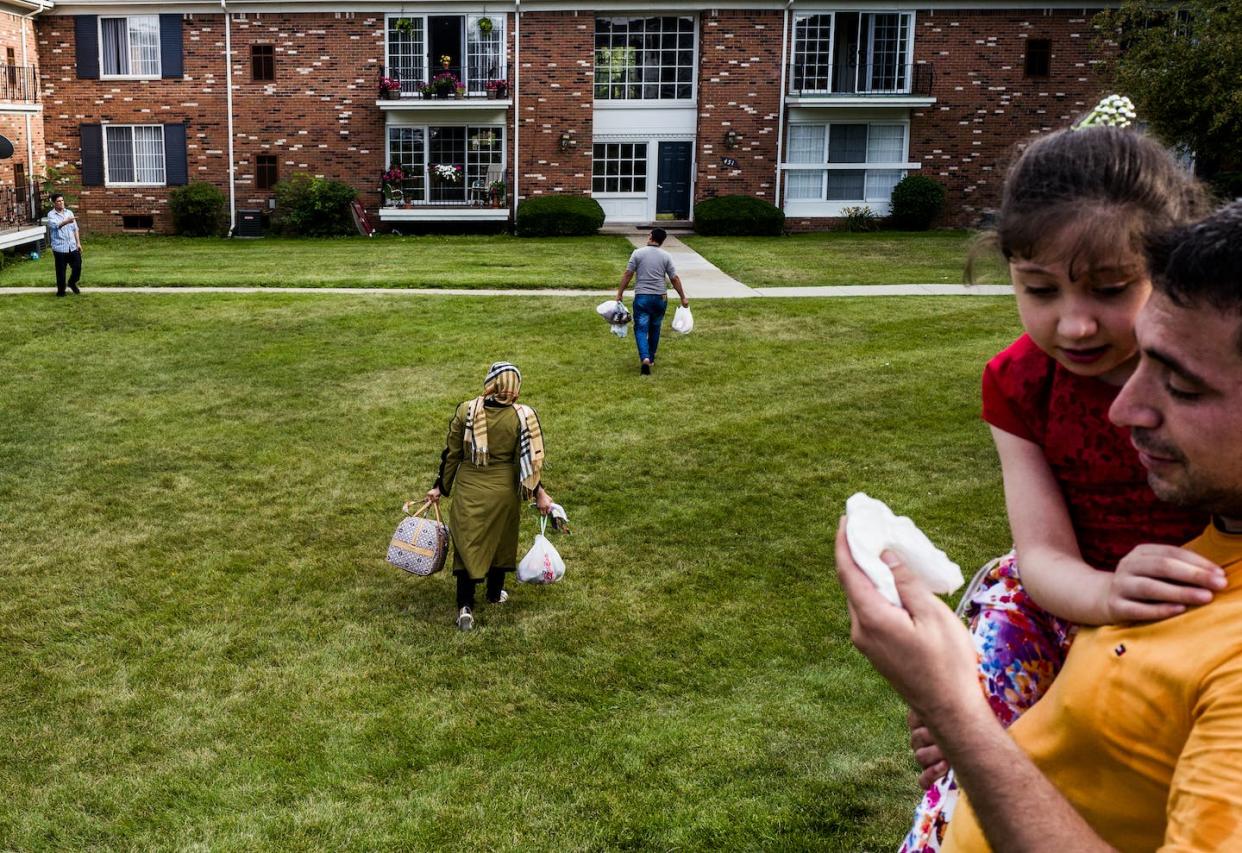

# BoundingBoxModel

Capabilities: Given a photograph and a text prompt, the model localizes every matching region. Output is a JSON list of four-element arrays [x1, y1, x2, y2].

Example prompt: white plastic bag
[[518, 516, 566, 584], [672, 305, 694, 334], [610, 322, 628, 338], [596, 299, 630, 324]]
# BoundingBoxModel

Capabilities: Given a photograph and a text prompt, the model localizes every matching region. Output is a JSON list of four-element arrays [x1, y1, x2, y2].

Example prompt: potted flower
[[381, 165, 406, 206], [439, 53, 452, 71], [455, 84, 467, 99], [493, 78, 509, 98], [431, 163, 462, 185], [489, 179, 506, 207], [378, 75, 401, 99], [431, 71, 458, 98], [485, 79, 503, 100]]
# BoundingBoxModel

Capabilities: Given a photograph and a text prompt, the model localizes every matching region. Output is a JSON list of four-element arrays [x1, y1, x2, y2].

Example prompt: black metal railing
[[788, 60, 933, 97], [0, 183, 42, 227], [0, 65, 38, 102], [378, 66, 509, 100], [379, 177, 505, 208]]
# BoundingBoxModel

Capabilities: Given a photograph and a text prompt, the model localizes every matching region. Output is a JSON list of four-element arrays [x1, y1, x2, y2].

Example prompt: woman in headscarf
[[426, 362, 553, 630]]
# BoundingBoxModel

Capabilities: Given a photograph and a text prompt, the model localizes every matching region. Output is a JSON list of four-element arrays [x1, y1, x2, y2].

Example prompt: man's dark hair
[[50, 193, 64, 203], [1148, 201, 1242, 322], [650, 227, 667, 245]]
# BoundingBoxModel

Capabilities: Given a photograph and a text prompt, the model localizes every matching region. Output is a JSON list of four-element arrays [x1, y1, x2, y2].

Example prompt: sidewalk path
[[623, 234, 757, 298]]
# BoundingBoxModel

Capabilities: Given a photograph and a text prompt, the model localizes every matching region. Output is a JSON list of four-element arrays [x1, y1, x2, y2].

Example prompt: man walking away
[[47, 193, 82, 297], [616, 227, 688, 375]]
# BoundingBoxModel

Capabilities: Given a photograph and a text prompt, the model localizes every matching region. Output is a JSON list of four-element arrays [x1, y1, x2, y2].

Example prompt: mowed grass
[[0, 294, 1020, 850], [0, 234, 635, 289], [682, 231, 1011, 287]]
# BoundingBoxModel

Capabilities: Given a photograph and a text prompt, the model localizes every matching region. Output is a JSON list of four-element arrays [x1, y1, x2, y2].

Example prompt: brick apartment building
[[0, 0, 1114, 237]]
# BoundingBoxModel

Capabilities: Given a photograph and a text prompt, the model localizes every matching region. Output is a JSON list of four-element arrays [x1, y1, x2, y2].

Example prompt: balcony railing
[[0, 183, 42, 227], [380, 66, 509, 99], [788, 60, 933, 97], [380, 178, 503, 208], [0, 64, 38, 102]]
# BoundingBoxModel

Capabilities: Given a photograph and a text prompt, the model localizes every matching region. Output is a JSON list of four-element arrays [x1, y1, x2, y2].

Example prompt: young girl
[[901, 123, 1217, 851]]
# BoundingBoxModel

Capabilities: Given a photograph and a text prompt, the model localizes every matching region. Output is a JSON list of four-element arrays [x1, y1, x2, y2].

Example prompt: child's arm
[[994, 426, 1223, 625]]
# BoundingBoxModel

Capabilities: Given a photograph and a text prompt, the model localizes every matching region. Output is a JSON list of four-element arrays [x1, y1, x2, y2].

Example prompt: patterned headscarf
[[463, 362, 545, 496]]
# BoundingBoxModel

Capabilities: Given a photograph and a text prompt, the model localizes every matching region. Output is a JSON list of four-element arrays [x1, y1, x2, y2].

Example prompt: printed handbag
[[386, 500, 450, 577]]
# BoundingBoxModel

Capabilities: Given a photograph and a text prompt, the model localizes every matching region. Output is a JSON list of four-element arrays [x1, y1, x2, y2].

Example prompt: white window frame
[[593, 16, 698, 103], [102, 124, 166, 187], [99, 15, 162, 79], [591, 141, 649, 196], [386, 123, 506, 202], [790, 12, 835, 95], [781, 120, 918, 214], [384, 14, 506, 97]]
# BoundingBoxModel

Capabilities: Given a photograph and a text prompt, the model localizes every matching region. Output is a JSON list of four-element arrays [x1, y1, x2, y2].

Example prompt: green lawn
[[0, 294, 1019, 849], [0, 234, 634, 289], [682, 231, 1011, 287]]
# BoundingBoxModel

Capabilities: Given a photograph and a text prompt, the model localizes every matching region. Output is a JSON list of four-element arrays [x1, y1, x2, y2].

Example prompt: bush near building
[[271, 174, 357, 237], [169, 182, 228, 237], [515, 195, 605, 237], [693, 196, 784, 236], [889, 175, 947, 231]]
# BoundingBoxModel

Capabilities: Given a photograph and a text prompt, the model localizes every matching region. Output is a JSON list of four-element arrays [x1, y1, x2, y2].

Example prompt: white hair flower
[[1075, 94, 1138, 130]]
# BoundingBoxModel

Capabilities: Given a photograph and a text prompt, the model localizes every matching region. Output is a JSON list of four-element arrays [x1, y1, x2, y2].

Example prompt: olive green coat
[[440, 401, 522, 580]]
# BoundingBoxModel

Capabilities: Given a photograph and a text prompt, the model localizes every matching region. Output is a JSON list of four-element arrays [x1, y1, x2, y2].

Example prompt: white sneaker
[[456, 606, 474, 631], [491, 590, 509, 605]]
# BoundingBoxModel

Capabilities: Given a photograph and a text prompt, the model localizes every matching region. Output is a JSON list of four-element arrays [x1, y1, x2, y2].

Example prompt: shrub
[[840, 205, 880, 233], [271, 173, 358, 237], [889, 175, 946, 231], [1210, 171, 1242, 202], [168, 181, 227, 237], [693, 195, 784, 236], [515, 194, 605, 237]]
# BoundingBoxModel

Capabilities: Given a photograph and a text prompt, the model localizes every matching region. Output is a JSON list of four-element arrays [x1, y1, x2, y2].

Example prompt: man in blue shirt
[[47, 193, 83, 296]]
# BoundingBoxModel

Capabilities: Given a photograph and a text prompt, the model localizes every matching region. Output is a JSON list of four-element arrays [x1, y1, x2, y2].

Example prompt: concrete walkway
[[0, 235, 1012, 299]]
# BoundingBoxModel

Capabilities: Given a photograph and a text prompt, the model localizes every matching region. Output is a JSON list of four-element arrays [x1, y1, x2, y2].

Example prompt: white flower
[[1075, 94, 1137, 130]]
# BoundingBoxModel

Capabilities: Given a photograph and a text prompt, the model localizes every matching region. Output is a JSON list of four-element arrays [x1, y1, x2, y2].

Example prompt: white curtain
[[134, 126, 165, 184], [786, 125, 826, 200], [129, 17, 161, 77]]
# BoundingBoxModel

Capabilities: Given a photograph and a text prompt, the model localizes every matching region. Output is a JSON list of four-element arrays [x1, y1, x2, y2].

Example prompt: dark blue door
[[656, 141, 692, 219]]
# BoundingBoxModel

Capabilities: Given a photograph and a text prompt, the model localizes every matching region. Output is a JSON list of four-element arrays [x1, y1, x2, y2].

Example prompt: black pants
[[54, 250, 82, 295], [455, 567, 508, 609]]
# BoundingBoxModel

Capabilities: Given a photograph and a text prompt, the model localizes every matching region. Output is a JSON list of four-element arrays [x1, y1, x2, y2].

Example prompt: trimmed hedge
[[889, 175, 946, 231], [169, 181, 227, 237], [271, 173, 358, 237], [515, 194, 605, 237], [693, 195, 784, 236]]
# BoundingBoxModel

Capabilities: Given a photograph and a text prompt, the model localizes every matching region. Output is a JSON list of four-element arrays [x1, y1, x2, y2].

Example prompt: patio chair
[[469, 164, 504, 207]]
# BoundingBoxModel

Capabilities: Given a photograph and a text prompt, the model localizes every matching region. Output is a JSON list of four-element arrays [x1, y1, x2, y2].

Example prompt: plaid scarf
[[463, 362, 545, 496]]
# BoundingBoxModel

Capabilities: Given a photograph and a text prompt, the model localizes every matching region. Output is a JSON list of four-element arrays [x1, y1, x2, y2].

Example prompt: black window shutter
[[80, 124, 103, 185], [164, 123, 187, 185], [160, 15, 183, 79], [75, 16, 98, 79]]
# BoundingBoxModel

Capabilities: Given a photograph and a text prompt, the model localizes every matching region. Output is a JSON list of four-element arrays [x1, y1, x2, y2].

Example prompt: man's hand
[[680, 296, 689, 308], [1105, 544, 1224, 623], [535, 487, 553, 516], [834, 518, 981, 722]]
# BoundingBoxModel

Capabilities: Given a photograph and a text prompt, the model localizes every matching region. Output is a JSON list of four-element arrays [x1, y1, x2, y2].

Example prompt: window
[[466, 15, 505, 93], [251, 45, 274, 81], [594, 17, 695, 100], [14, 163, 24, 203], [1025, 39, 1051, 78], [786, 123, 908, 204], [255, 154, 278, 190], [101, 16, 161, 77], [791, 15, 833, 93], [592, 143, 648, 193], [387, 125, 504, 202], [387, 17, 426, 96], [104, 125, 165, 185], [122, 214, 154, 230]]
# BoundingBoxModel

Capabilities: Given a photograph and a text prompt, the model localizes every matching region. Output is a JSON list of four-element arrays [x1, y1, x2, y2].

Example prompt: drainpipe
[[221, 0, 237, 235], [774, 0, 792, 207], [20, 6, 37, 213], [512, 0, 519, 214]]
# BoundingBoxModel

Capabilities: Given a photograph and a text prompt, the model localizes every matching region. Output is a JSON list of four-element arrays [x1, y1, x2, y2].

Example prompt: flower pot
[[455, 90, 465, 99], [487, 89, 498, 100], [437, 91, 449, 99], [381, 89, 399, 100]]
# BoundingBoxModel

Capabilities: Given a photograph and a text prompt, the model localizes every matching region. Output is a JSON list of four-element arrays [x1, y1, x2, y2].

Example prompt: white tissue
[[844, 492, 964, 607]]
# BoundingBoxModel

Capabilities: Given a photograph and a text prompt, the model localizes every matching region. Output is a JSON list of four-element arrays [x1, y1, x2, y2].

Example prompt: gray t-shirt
[[626, 245, 677, 295]]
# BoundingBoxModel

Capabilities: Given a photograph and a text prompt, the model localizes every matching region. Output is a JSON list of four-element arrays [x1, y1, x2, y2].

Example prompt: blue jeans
[[633, 293, 668, 363]]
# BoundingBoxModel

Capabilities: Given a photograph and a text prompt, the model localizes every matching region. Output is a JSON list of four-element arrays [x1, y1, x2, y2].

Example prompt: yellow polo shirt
[[944, 523, 1242, 851]]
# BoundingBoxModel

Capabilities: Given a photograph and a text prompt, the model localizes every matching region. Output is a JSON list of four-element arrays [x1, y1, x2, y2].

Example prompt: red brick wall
[[909, 8, 1114, 225], [39, 11, 387, 233], [516, 11, 592, 198], [695, 10, 783, 203], [0, 11, 44, 192]]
